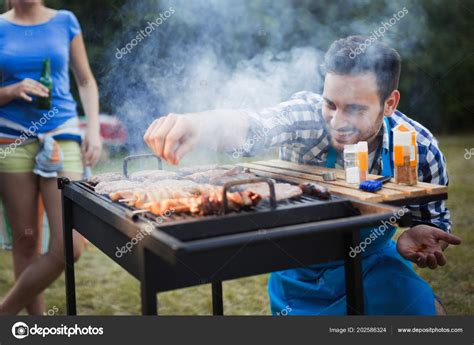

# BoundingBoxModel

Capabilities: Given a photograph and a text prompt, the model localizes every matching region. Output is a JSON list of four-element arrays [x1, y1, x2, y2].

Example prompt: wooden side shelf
[[237, 159, 448, 203]]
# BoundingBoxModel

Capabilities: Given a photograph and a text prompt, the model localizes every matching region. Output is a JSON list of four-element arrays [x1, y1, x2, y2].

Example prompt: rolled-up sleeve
[[409, 140, 452, 232]]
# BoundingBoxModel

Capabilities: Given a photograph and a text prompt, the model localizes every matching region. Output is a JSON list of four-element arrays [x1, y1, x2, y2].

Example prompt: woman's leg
[[0, 171, 84, 315], [0, 172, 44, 315], [38, 171, 85, 265]]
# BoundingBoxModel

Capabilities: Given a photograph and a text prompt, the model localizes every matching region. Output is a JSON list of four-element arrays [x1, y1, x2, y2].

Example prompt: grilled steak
[[242, 183, 303, 201]]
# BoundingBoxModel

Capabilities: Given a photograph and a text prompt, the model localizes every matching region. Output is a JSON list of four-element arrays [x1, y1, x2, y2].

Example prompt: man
[[144, 36, 461, 315]]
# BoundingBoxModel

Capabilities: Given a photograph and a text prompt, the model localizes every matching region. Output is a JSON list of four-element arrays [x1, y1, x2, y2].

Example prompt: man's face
[[322, 72, 385, 152]]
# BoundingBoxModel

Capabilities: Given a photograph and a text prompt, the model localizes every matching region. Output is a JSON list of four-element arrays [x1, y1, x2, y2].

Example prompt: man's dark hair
[[323, 35, 401, 103]]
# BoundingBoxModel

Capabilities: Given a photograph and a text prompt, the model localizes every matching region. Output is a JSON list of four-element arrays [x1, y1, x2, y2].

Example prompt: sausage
[[299, 183, 331, 200]]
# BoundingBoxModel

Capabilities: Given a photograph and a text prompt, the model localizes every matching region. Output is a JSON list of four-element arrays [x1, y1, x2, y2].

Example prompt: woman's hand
[[396, 225, 461, 269], [81, 128, 102, 167], [8, 78, 49, 102]]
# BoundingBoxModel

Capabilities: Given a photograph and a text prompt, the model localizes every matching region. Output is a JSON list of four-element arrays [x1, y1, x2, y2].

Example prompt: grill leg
[[140, 249, 158, 315], [212, 281, 224, 315], [141, 281, 158, 315], [62, 195, 77, 315], [344, 230, 364, 315]]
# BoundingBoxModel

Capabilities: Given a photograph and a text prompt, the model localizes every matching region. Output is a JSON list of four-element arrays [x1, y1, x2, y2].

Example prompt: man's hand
[[144, 114, 201, 165], [144, 109, 251, 165], [397, 225, 461, 269]]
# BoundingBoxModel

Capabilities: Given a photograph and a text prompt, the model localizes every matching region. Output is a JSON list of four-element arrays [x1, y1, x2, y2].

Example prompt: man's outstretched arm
[[144, 109, 251, 165], [143, 91, 325, 164]]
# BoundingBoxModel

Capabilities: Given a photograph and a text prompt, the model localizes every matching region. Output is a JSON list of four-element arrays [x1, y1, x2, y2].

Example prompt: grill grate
[[80, 181, 339, 221], [77, 180, 362, 242]]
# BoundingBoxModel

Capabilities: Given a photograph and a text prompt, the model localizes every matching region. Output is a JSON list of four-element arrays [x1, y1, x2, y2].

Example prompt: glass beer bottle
[[37, 58, 52, 110]]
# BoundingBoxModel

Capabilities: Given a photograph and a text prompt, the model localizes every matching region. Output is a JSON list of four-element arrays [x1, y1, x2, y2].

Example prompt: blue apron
[[268, 117, 436, 315]]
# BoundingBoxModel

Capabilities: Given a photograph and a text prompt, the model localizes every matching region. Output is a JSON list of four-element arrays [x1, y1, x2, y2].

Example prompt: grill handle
[[222, 177, 277, 214], [123, 154, 163, 178]]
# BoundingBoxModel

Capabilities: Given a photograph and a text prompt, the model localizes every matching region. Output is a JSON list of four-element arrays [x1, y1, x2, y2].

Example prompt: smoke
[[100, 0, 427, 152]]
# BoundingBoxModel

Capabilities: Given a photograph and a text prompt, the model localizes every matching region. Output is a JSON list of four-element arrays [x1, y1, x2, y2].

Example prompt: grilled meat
[[184, 166, 255, 184], [109, 188, 139, 201], [143, 188, 261, 216], [129, 170, 179, 182], [209, 172, 258, 185], [109, 180, 199, 204], [94, 165, 327, 216], [151, 179, 199, 188], [95, 180, 142, 195], [299, 183, 331, 200], [132, 183, 220, 209], [243, 183, 303, 201], [133, 185, 200, 208], [178, 164, 219, 175], [183, 169, 229, 183], [88, 172, 125, 186]]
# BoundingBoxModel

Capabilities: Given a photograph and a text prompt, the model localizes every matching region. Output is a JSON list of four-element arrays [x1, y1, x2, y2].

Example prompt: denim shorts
[[0, 140, 83, 174]]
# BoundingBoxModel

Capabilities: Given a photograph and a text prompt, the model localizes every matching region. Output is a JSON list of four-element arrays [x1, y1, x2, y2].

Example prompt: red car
[[79, 114, 127, 150]]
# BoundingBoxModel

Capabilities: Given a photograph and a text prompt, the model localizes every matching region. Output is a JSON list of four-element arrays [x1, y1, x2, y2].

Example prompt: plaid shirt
[[244, 91, 451, 232]]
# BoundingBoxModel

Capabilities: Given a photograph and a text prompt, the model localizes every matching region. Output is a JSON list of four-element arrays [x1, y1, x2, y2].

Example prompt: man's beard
[[327, 107, 385, 151], [359, 109, 385, 146]]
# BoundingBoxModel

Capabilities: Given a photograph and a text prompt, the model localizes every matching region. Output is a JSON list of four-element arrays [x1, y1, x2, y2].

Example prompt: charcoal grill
[[59, 155, 415, 316]]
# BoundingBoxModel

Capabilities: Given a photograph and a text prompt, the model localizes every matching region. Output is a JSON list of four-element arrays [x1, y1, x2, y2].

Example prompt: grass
[[0, 136, 472, 315]]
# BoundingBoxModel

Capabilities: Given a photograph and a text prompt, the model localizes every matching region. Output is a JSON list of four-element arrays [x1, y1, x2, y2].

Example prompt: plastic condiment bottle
[[344, 144, 359, 184], [357, 141, 368, 182]]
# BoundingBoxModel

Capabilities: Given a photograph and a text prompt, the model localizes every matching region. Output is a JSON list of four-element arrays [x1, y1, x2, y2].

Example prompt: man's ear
[[383, 90, 400, 117]]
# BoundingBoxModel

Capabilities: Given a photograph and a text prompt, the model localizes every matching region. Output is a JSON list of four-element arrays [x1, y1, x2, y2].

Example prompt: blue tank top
[[0, 10, 81, 134]]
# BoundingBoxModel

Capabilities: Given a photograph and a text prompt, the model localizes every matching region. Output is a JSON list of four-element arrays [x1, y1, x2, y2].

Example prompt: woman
[[0, 0, 101, 315]]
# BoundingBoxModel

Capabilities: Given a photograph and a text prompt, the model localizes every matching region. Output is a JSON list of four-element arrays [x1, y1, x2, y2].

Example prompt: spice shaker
[[393, 125, 418, 185], [344, 144, 359, 184]]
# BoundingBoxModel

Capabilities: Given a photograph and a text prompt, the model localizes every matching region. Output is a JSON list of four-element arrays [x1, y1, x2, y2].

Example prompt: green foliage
[[1, 0, 472, 133]]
